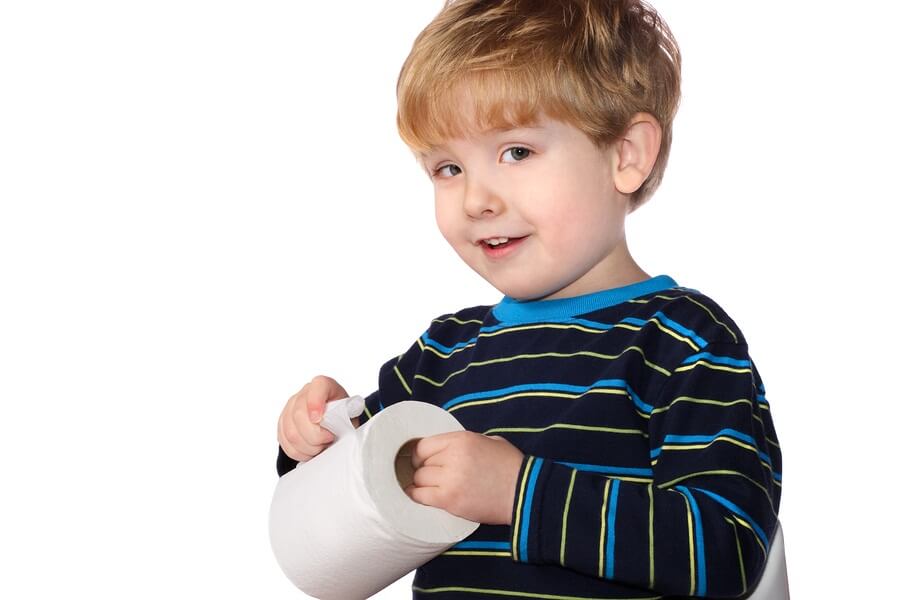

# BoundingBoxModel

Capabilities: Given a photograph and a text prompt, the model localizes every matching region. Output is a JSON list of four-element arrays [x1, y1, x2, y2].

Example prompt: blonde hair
[[396, 0, 681, 209]]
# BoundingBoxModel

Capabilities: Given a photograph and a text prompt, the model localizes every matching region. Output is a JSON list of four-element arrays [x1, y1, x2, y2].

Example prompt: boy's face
[[422, 111, 637, 301]]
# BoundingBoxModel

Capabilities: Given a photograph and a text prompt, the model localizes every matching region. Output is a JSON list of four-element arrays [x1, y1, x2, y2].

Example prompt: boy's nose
[[462, 180, 505, 219]]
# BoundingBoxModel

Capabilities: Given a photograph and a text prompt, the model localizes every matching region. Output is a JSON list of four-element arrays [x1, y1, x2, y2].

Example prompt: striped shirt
[[277, 275, 782, 599]]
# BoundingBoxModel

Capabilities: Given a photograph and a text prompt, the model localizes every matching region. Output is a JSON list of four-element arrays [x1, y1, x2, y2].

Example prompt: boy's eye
[[501, 147, 531, 162], [433, 164, 462, 178], [431, 147, 531, 179]]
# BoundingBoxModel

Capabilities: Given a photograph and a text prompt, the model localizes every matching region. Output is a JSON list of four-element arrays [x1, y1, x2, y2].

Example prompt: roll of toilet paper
[[269, 399, 480, 600]]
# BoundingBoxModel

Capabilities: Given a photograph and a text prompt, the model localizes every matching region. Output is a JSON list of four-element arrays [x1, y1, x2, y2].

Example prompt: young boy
[[277, 0, 781, 598]]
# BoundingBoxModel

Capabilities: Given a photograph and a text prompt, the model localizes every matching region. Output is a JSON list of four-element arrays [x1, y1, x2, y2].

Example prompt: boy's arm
[[509, 342, 781, 598]]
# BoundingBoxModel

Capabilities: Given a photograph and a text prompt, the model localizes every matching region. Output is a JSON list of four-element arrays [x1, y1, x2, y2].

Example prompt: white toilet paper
[[269, 398, 480, 600]]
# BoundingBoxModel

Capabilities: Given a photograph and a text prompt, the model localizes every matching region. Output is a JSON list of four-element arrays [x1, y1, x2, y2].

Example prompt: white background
[[1, 1, 897, 598]]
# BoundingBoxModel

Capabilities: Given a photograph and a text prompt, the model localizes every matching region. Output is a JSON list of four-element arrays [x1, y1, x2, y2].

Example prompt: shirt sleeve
[[357, 335, 425, 426], [276, 335, 426, 476], [508, 342, 782, 598]]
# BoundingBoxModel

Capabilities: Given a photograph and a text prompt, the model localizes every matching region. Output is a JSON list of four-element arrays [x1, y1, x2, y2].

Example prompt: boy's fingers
[[279, 416, 315, 462], [279, 401, 300, 446], [277, 414, 295, 455], [406, 484, 438, 508], [306, 392, 326, 425], [284, 424, 332, 461], [309, 375, 349, 401], [307, 375, 349, 423], [411, 432, 455, 468], [411, 465, 443, 488], [293, 408, 335, 447], [278, 375, 347, 462], [280, 400, 334, 457]]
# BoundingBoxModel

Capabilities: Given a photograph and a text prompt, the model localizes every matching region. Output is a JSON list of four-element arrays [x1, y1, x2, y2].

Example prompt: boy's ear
[[612, 113, 662, 195]]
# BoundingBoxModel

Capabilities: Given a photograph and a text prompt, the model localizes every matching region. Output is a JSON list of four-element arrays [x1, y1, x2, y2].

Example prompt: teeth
[[485, 237, 509, 246]]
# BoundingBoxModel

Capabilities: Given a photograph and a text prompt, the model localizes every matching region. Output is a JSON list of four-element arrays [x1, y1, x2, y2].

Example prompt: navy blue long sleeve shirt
[[277, 275, 782, 599]]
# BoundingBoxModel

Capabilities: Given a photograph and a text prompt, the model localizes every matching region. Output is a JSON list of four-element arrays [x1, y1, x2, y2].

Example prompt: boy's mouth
[[482, 236, 513, 248], [479, 235, 527, 257]]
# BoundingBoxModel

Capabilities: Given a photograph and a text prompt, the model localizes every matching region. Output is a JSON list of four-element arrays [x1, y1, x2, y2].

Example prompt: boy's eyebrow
[[421, 124, 548, 158], [484, 124, 547, 134]]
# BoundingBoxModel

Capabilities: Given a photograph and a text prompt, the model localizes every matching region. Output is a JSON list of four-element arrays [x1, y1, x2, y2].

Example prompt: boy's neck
[[538, 238, 650, 301]]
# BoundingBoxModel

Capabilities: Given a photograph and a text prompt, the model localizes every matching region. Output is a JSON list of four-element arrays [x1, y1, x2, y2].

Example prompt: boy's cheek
[[434, 211, 462, 245]]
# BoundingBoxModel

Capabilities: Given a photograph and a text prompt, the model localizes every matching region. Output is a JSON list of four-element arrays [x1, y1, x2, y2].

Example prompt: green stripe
[[680, 295, 738, 342], [651, 396, 753, 416], [431, 316, 484, 325], [733, 515, 767, 555], [393, 364, 412, 396], [657, 469, 776, 515], [647, 483, 655, 588], [672, 490, 696, 596], [560, 470, 577, 565], [598, 480, 611, 577], [412, 585, 661, 600], [727, 517, 747, 595], [420, 318, 689, 361], [447, 387, 631, 414], [484, 423, 648, 438], [415, 348, 670, 388], [511, 456, 535, 561], [674, 361, 752, 375]]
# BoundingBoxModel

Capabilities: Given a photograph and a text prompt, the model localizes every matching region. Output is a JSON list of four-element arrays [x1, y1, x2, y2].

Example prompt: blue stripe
[[421, 331, 477, 354], [566, 317, 616, 330], [492, 275, 678, 323], [604, 479, 620, 578], [681, 352, 751, 368], [560, 462, 653, 477], [664, 428, 757, 447], [479, 317, 615, 335], [444, 383, 596, 409], [693, 488, 769, 550], [519, 458, 544, 562], [443, 378, 653, 414], [676, 486, 707, 596], [424, 317, 617, 355], [650, 429, 781, 481], [620, 314, 708, 349], [756, 393, 769, 405], [620, 317, 648, 328], [622, 382, 654, 415], [650, 429, 774, 470], [452, 541, 511, 551], [654, 312, 708, 348]]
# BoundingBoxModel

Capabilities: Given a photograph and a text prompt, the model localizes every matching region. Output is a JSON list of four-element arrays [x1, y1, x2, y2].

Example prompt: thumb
[[307, 375, 348, 423], [307, 399, 324, 424]]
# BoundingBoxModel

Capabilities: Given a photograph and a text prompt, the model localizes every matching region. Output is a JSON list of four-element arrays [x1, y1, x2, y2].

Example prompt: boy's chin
[[489, 281, 559, 302], [475, 269, 566, 301]]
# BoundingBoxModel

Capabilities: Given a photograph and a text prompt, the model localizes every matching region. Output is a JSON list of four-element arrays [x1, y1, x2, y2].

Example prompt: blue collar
[[491, 275, 678, 323]]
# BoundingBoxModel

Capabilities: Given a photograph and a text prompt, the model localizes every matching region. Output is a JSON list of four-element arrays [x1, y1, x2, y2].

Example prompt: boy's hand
[[277, 375, 354, 462], [405, 431, 525, 525]]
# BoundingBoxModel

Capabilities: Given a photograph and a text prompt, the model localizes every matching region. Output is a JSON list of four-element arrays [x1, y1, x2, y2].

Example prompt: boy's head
[[396, 0, 681, 211]]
